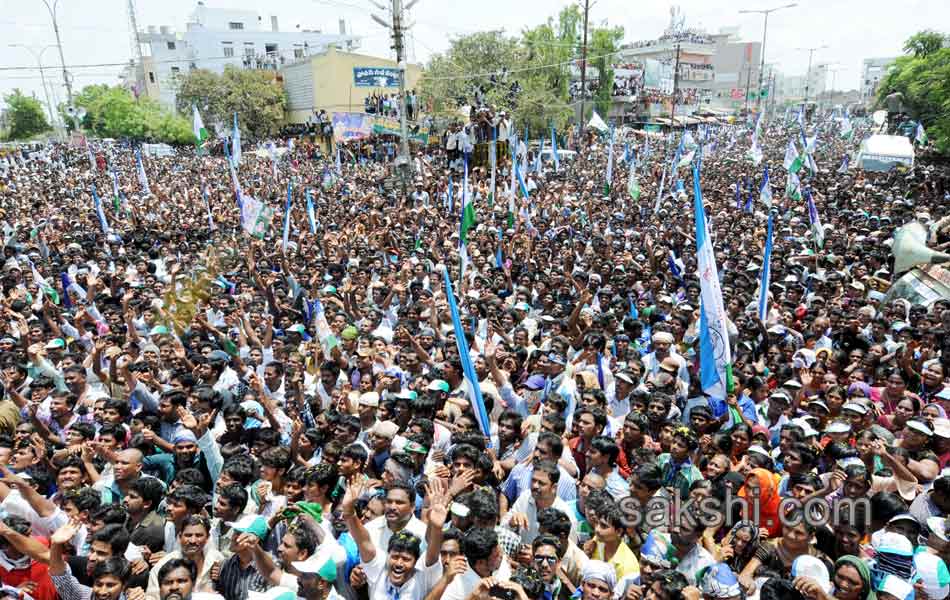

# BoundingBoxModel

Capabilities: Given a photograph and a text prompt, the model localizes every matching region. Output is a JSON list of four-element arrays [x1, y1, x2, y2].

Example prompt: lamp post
[[739, 3, 797, 112], [796, 44, 828, 118], [40, 0, 73, 106], [9, 44, 59, 132]]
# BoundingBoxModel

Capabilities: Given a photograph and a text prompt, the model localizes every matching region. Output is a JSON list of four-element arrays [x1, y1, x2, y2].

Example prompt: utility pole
[[669, 41, 681, 125], [127, 0, 144, 93], [578, 0, 590, 136], [797, 44, 827, 107], [743, 56, 753, 113], [41, 0, 72, 106], [739, 4, 797, 111]]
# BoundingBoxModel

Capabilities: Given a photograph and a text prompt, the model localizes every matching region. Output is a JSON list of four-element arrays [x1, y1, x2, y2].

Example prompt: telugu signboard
[[353, 67, 401, 88]]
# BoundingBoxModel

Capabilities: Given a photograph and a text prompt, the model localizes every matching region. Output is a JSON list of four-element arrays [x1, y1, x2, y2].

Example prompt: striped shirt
[[214, 553, 269, 600], [503, 463, 577, 504]]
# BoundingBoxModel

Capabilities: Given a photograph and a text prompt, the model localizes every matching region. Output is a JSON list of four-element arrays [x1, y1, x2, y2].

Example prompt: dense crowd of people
[[0, 105, 947, 600]]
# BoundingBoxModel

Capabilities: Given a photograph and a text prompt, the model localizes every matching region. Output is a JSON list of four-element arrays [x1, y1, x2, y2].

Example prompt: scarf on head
[[0, 549, 31, 572], [836, 555, 877, 600]]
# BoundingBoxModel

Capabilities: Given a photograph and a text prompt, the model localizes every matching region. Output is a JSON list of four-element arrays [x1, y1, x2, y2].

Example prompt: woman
[[876, 368, 913, 414], [793, 555, 876, 600], [738, 468, 782, 537], [739, 511, 832, 585], [728, 424, 753, 465], [922, 402, 947, 426], [877, 397, 919, 434], [824, 385, 847, 420], [717, 521, 760, 577]]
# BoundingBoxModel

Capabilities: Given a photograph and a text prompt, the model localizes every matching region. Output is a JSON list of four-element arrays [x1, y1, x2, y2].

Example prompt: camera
[[489, 587, 516, 600]]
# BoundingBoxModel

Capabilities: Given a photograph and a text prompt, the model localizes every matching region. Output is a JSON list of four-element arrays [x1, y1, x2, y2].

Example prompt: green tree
[[589, 25, 625, 120], [903, 30, 946, 58], [70, 85, 193, 144], [175, 66, 287, 139], [878, 30, 950, 155], [3, 89, 51, 140]]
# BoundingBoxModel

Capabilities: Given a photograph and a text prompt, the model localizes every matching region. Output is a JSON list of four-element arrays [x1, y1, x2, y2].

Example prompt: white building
[[782, 63, 827, 103], [860, 57, 897, 103], [136, 1, 361, 112]]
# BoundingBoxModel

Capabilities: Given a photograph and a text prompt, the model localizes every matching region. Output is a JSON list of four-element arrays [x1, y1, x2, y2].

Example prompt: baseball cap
[[148, 325, 170, 336], [877, 574, 914, 600], [842, 402, 869, 415], [871, 530, 914, 556], [44, 338, 65, 350], [358, 392, 380, 407], [824, 421, 852, 435], [369, 420, 399, 439], [791, 556, 831, 594], [906, 419, 934, 437], [914, 551, 950, 600], [426, 380, 450, 393], [226, 515, 269, 540], [292, 543, 347, 581], [248, 588, 297, 600], [934, 418, 950, 439]]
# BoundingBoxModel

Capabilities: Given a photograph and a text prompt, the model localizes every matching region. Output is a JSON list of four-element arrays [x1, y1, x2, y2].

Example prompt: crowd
[[0, 105, 947, 600]]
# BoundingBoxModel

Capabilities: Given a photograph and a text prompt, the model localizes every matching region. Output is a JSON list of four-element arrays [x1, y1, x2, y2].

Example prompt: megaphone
[[892, 222, 950, 275]]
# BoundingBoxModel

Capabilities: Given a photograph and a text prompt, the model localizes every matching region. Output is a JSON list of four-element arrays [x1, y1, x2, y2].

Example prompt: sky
[[0, 0, 946, 114]]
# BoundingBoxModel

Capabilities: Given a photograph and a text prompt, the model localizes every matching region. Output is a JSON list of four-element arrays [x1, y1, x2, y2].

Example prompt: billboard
[[331, 112, 433, 144], [353, 67, 401, 88]]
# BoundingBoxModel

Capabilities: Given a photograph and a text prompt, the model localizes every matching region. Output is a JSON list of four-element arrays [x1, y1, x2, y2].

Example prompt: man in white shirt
[[442, 527, 512, 600], [363, 482, 427, 554], [502, 460, 577, 545]]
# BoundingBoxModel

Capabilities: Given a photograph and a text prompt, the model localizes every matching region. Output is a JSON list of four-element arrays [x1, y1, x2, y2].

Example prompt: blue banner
[[353, 67, 400, 87]]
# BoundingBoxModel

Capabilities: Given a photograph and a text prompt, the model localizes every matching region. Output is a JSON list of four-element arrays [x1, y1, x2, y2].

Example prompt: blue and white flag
[[282, 182, 293, 253], [306, 188, 317, 234], [86, 141, 96, 171], [653, 163, 667, 214], [693, 164, 733, 398], [335, 145, 342, 174], [758, 213, 774, 321], [267, 142, 278, 179], [515, 162, 530, 200], [806, 188, 824, 248], [759, 166, 773, 209], [91, 184, 110, 235], [135, 149, 150, 196], [489, 127, 497, 203], [551, 126, 560, 172], [202, 185, 215, 232], [232, 113, 242, 167], [443, 268, 491, 443], [605, 127, 615, 195], [837, 155, 850, 174]]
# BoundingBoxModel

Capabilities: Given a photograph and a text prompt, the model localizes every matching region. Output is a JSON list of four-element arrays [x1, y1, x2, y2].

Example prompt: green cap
[[340, 325, 359, 340], [148, 325, 170, 336], [226, 515, 269, 540]]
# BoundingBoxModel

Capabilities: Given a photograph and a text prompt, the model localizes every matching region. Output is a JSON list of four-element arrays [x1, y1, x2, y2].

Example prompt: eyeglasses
[[533, 555, 557, 565]]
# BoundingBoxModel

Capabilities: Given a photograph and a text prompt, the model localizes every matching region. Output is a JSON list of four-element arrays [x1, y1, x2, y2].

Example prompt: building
[[781, 63, 828, 104], [281, 47, 422, 123], [860, 57, 897, 103], [705, 28, 762, 112], [135, 2, 361, 112]]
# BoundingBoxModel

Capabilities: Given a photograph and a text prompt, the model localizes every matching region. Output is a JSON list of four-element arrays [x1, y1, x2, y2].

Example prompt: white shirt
[[363, 552, 443, 600], [503, 491, 577, 545], [443, 561, 512, 600], [364, 515, 428, 555]]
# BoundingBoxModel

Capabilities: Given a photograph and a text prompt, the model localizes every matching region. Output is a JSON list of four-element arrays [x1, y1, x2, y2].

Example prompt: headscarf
[[738, 468, 782, 537], [925, 402, 948, 418], [836, 555, 877, 600], [725, 520, 760, 566], [582, 560, 617, 590], [699, 563, 742, 599]]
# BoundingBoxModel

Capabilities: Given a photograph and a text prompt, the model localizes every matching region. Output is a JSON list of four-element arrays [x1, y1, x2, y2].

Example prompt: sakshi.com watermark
[[617, 490, 871, 531]]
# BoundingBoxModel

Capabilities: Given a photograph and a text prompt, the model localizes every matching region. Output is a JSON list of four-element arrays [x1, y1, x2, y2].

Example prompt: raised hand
[[50, 518, 82, 546]]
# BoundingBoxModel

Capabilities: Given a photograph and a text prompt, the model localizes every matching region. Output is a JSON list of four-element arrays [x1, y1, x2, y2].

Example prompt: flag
[[749, 113, 763, 165], [268, 142, 279, 179], [551, 126, 560, 172], [677, 150, 695, 169], [806, 188, 824, 248], [442, 268, 491, 443], [135, 149, 150, 196], [837, 155, 850, 174], [783, 140, 803, 173], [335, 145, 342, 174], [534, 139, 543, 173], [786, 171, 803, 201], [448, 175, 454, 214], [306, 189, 317, 234], [917, 123, 929, 145], [30, 263, 58, 305], [91, 184, 110, 235], [192, 105, 208, 147], [459, 158, 476, 280], [627, 152, 640, 200], [840, 117, 853, 140], [515, 162, 530, 201], [508, 137, 517, 229], [759, 167, 773, 209], [605, 127, 615, 195], [588, 111, 609, 132], [488, 127, 497, 204], [282, 182, 293, 253], [311, 299, 339, 355], [232, 113, 242, 167], [758, 213, 774, 322], [240, 195, 275, 240], [693, 164, 733, 398], [653, 164, 667, 214], [86, 140, 96, 171], [202, 185, 215, 232]]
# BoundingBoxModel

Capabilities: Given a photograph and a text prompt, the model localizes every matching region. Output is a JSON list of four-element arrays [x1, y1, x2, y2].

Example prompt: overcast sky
[[0, 0, 945, 112]]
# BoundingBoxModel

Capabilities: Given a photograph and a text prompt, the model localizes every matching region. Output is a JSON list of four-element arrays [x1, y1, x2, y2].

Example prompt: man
[[570, 408, 606, 479], [209, 484, 249, 559], [442, 527, 511, 600], [505, 432, 577, 504], [0, 515, 57, 600], [585, 437, 628, 500], [578, 561, 616, 600], [911, 475, 950, 526], [356, 392, 380, 444], [503, 460, 577, 545], [363, 481, 427, 553], [669, 509, 714, 586], [213, 515, 270, 600], [532, 534, 573, 600], [366, 421, 398, 479], [147, 515, 225, 600], [157, 558, 202, 600], [125, 476, 167, 554], [289, 545, 346, 600]]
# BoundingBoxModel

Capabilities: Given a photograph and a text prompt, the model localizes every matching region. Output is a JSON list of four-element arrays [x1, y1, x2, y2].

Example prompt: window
[[170, 66, 180, 74], [294, 48, 304, 59], [148, 72, 155, 83], [223, 45, 234, 58], [167, 41, 176, 50], [229, 22, 244, 30], [244, 46, 255, 59]]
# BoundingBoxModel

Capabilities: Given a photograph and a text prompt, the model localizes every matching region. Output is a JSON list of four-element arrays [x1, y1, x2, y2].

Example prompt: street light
[[39, 0, 72, 106], [795, 44, 828, 105], [739, 3, 797, 112], [8, 44, 59, 130]]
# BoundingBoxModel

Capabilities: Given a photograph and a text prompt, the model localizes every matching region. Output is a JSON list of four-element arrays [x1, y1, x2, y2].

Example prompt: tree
[[175, 66, 287, 139], [589, 25, 625, 120], [70, 85, 193, 144], [878, 30, 950, 155], [3, 89, 51, 140], [903, 30, 946, 58]]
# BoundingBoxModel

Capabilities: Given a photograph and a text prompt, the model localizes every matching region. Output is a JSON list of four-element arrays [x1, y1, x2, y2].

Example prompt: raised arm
[[341, 478, 376, 563]]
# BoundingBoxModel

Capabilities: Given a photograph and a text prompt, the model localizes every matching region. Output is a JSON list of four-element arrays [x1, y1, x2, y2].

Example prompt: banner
[[331, 112, 432, 144], [240, 195, 274, 240], [353, 67, 401, 88]]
